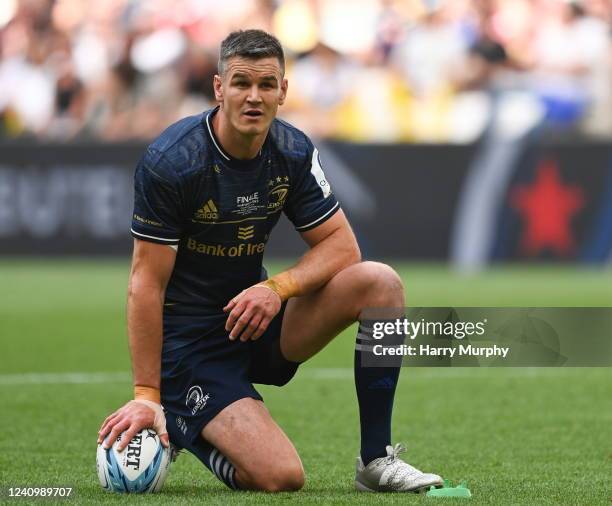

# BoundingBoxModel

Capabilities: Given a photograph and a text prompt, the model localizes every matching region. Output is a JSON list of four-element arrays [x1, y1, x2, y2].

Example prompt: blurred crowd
[[0, 0, 610, 143]]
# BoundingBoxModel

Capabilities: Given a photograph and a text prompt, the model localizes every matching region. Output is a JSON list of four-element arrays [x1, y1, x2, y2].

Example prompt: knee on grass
[[238, 461, 305, 492]]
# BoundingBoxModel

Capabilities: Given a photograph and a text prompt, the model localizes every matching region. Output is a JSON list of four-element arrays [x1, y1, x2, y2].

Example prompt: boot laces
[[383, 444, 424, 490]]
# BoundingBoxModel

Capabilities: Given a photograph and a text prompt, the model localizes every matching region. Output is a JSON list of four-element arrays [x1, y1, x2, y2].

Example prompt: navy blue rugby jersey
[[131, 107, 340, 316]]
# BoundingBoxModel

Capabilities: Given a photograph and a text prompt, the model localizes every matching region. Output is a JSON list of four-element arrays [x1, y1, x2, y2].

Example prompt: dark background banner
[[0, 141, 610, 260]]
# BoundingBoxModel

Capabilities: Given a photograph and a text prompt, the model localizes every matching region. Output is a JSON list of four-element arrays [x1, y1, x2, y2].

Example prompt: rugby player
[[98, 29, 443, 493]]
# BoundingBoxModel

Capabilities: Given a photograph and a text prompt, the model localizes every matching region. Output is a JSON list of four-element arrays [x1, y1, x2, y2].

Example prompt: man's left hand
[[223, 285, 282, 341]]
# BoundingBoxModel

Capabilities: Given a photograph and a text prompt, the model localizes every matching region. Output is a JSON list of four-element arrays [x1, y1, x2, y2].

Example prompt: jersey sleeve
[[284, 141, 340, 232], [131, 148, 184, 245]]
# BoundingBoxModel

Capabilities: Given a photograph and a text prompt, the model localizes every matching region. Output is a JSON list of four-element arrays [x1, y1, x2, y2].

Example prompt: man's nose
[[247, 85, 262, 102]]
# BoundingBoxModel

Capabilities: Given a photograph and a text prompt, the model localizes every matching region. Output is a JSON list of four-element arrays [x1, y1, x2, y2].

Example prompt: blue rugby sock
[[208, 447, 239, 490], [354, 323, 401, 465], [190, 438, 240, 490]]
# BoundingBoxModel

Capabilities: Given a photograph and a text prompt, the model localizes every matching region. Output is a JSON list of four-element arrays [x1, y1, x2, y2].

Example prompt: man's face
[[214, 56, 288, 137]]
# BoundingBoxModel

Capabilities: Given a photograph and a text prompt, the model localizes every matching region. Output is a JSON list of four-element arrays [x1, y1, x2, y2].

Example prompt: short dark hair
[[218, 30, 285, 76]]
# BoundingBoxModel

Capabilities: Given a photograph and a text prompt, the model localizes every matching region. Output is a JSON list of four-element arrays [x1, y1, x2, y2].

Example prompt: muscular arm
[[224, 210, 360, 341], [287, 209, 361, 295], [127, 239, 176, 389], [98, 239, 175, 450]]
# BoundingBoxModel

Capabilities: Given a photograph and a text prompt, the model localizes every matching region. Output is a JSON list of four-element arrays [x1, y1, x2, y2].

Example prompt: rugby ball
[[96, 429, 171, 493]]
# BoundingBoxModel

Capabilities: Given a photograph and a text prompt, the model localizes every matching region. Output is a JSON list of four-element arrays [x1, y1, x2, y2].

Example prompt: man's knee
[[351, 261, 404, 307], [239, 459, 305, 492]]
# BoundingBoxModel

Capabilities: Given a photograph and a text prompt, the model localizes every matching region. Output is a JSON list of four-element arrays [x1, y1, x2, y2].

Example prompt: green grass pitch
[[0, 259, 611, 505]]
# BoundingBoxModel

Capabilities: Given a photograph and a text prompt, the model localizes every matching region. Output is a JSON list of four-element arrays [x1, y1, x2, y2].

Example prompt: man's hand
[[223, 285, 282, 341], [97, 400, 169, 451]]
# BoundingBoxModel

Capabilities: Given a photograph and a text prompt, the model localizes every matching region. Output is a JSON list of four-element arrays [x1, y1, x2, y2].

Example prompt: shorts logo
[[176, 416, 188, 435], [194, 199, 219, 221], [185, 385, 211, 415]]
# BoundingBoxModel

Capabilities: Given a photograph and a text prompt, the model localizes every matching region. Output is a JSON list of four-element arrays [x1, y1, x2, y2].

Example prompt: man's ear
[[278, 78, 288, 106], [213, 75, 223, 102]]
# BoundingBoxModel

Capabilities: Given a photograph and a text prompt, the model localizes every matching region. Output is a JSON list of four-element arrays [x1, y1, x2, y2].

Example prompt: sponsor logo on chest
[[186, 238, 265, 257]]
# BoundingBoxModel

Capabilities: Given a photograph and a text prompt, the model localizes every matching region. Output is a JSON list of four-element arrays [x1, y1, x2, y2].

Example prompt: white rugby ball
[[96, 429, 171, 493]]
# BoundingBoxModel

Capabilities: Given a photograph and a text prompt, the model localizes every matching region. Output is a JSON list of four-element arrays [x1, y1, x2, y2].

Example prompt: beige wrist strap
[[134, 385, 161, 404], [258, 271, 300, 302]]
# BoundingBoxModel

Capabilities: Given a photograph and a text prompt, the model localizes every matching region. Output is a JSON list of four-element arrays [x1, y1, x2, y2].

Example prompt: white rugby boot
[[355, 443, 443, 492]]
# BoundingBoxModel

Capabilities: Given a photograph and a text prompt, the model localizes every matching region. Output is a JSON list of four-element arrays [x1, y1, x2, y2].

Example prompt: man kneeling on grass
[[98, 29, 443, 493]]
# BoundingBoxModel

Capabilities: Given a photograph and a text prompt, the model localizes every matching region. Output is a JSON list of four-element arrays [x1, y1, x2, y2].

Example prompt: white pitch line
[[0, 370, 352, 386], [0, 367, 586, 386], [0, 371, 131, 385], [300, 367, 580, 379]]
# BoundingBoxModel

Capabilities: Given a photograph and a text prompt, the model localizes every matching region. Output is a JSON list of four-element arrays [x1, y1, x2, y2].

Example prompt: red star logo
[[510, 160, 584, 256]]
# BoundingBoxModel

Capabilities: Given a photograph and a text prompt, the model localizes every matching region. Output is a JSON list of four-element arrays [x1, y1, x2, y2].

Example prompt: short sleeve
[[131, 148, 183, 245], [284, 141, 340, 232]]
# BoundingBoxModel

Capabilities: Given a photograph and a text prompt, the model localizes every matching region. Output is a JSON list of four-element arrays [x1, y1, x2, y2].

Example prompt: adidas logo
[[367, 376, 396, 390], [237, 225, 254, 240], [195, 199, 219, 221]]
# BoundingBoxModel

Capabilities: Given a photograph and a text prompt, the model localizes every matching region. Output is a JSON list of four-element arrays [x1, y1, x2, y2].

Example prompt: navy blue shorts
[[160, 303, 299, 450]]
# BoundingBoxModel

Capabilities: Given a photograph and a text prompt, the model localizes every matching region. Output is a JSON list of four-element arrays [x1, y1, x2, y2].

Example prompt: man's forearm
[[280, 225, 360, 298], [127, 286, 165, 391]]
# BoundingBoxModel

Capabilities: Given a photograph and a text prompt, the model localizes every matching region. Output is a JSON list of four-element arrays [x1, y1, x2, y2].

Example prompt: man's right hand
[[97, 400, 169, 451]]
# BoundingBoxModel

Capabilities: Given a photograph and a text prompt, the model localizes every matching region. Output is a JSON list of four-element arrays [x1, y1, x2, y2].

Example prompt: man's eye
[[234, 81, 248, 88], [261, 83, 274, 89]]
